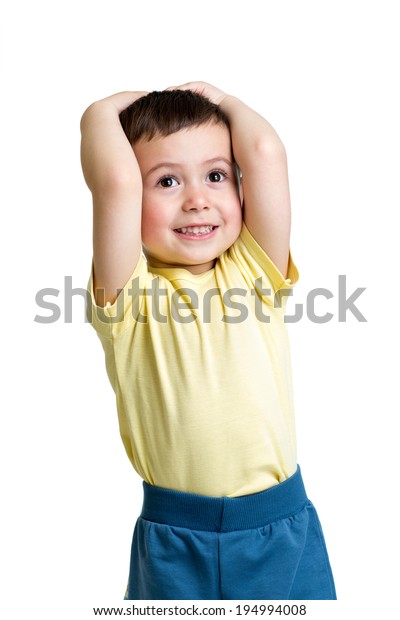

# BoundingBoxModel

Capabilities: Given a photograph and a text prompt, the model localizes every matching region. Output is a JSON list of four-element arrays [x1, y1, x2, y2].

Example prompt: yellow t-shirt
[[87, 223, 299, 497]]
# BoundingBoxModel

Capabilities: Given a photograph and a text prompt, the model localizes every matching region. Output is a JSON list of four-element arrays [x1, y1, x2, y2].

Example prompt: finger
[[169, 82, 200, 92], [165, 84, 194, 91], [102, 91, 148, 112]]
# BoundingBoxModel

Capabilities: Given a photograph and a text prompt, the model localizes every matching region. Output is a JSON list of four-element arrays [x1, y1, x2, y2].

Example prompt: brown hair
[[119, 89, 230, 144]]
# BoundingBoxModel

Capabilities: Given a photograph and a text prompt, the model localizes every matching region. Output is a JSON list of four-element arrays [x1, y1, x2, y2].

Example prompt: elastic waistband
[[140, 466, 308, 533]]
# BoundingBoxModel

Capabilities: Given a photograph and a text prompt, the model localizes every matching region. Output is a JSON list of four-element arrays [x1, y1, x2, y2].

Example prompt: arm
[[168, 82, 291, 278], [80, 91, 147, 306]]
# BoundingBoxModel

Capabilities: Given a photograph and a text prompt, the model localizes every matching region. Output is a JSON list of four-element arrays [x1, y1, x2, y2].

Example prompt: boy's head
[[119, 89, 231, 144], [120, 90, 243, 274]]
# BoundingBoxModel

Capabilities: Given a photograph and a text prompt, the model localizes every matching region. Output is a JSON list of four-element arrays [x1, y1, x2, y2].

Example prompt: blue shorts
[[125, 466, 336, 600]]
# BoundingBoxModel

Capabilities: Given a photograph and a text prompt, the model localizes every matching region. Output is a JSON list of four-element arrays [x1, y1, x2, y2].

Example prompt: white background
[[1, 1, 398, 618]]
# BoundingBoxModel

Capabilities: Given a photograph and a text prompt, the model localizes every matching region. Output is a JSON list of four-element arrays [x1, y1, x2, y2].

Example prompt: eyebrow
[[146, 157, 234, 177]]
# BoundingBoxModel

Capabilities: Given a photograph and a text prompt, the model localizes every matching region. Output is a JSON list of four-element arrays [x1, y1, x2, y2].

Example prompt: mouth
[[174, 225, 218, 239]]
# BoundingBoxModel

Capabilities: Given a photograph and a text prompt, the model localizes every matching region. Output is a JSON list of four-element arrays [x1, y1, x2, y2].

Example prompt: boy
[[81, 82, 336, 600]]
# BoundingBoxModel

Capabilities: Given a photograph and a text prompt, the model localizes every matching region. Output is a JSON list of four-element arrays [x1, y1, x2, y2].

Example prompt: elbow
[[253, 137, 287, 162]]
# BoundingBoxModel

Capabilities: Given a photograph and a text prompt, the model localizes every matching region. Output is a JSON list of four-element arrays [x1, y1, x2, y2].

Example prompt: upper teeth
[[177, 226, 214, 234]]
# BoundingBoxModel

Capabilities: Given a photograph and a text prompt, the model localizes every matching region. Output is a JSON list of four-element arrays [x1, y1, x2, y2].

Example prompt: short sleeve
[[228, 222, 299, 309], [86, 254, 148, 339]]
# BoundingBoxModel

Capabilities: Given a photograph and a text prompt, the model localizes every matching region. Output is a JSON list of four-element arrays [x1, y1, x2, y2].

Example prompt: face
[[133, 122, 243, 274]]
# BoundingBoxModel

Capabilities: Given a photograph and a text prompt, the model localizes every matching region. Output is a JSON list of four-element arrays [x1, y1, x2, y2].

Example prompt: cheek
[[229, 201, 244, 237], [141, 199, 170, 244], [141, 204, 156, 243], [228, 194, 244, 222]]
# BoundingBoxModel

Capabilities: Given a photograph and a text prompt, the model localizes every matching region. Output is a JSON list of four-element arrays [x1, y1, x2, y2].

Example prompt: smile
[[174, 225, 218, 239], [176, 225, 215, 234]]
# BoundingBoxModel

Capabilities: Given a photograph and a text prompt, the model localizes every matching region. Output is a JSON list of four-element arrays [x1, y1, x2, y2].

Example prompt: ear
[[239, 177, 244, 207], [235, 162, 243, 206]]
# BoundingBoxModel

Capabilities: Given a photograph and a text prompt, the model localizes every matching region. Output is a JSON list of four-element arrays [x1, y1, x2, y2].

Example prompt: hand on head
[[166, 82, 228, 106]]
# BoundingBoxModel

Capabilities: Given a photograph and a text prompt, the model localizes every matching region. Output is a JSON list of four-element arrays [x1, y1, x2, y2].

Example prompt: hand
[[166, 81, 228, 106], [83, 91, 149, 118]]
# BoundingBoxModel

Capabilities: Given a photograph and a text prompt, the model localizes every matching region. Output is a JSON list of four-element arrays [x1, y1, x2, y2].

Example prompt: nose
[[181, 186, 210, 212]]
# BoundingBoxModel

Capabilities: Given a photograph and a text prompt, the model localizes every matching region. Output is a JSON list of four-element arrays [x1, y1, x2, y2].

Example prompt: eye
[[207, 170, 226, 183], [158, 176, 178, 188]]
